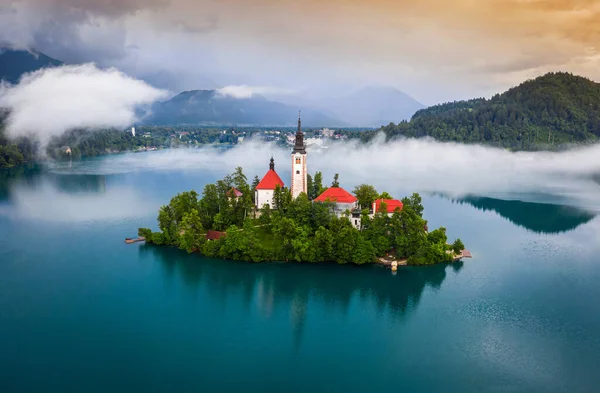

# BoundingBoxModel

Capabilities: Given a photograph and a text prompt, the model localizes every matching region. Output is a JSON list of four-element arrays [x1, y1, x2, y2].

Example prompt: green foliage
[[146, 172, 464, 266], [312, 171, 325, 199], [331, 173, 340, 188], [378, 191, 393, 199], [452, 238, 465, 254], [177, 209, 205, 253], [369, 72, 600, 150], [353, 184, 379, 210], [138, 228, 152, 240]]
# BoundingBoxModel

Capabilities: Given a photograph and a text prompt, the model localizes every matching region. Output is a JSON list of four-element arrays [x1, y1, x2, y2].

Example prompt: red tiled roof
[[374, 199, 403, 213], [226, 187, 243, 197], [206, 230, 226, 240], [314, 187, 357, 203], [256, 169, 285, 190]]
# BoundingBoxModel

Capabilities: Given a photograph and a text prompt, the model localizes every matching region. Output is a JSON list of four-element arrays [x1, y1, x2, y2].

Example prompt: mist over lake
[[1, 148, 600, 393]]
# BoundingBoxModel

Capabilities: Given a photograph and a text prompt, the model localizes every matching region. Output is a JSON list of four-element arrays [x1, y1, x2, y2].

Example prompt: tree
[[138, 228, 152, 241], [378, 191, 393, 199], [352, 236, 376, 265], [199, 183, 220, 229], [232, 166, 248, 191], [331, 173, 340, 188], [251, 175, 260, 204], [273, 185, 292, 211], [402, 193, 424, 217], [353, 184, 379, 210], [428, 227, 447, 245], [313, 226, 334, 262], [452, 238, 465, 254], [178, 209, 205, 253], [307, 174, 314, 200], [312, 171, 324, 199]]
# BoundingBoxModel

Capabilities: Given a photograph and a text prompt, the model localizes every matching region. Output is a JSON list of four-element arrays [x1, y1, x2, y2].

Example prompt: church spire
[[292, 110, 306, 154], [269, 156, 275, 171]]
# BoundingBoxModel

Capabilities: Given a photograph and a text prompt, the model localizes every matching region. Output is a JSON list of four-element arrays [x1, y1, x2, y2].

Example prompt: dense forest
[[0, 122, 243, 168], [357, 72, 600, 150], [139, 168, 465, 265]]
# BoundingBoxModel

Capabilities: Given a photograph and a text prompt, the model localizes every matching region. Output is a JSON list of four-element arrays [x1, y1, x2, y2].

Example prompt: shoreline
[[128, 236, 472, 268]]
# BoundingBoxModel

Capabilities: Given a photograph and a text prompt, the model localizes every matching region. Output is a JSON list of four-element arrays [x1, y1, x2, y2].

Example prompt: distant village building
[[320, 128, 334, 138], [291, 112, 308, 199], [255, 157, 285, 209], [304, 138, 323, 148]]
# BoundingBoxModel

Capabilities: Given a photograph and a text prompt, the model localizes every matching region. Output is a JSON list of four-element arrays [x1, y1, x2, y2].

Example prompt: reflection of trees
[[51, 174, 107, 194], [139, 244, 460, 349], [0, 164, 42, 200], [449, 195, 596, 234], [0, 165, 107, 201]]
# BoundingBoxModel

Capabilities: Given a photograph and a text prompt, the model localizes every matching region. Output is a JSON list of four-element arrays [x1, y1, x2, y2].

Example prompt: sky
[[2, 0, 600, 105]]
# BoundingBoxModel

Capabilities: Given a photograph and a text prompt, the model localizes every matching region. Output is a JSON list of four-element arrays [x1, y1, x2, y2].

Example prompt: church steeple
[[269, 156, 275, 171], [292, 110, 306, 154]]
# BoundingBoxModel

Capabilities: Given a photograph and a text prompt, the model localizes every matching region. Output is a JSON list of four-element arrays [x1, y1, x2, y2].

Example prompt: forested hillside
[[375, 72, 600, 150]]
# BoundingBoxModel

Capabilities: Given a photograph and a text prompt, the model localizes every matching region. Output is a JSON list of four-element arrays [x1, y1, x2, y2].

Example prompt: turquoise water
[[1, 154, 600, 392]]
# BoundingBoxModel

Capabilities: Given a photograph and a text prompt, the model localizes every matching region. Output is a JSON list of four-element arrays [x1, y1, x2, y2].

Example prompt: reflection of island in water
[[0, 165, 107, 201], [450, 195, 597, 234], [140, 245, 461, 349]]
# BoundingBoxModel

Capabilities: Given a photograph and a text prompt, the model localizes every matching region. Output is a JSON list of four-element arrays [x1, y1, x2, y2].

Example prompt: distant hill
[[377, 72, 600, 150], [322, 86, 425, 127], [0, 48, 63, 84], [144, 90, 346, 127]]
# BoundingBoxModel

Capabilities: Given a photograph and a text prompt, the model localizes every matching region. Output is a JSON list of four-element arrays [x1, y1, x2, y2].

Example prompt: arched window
[[295, 157, 301, 164]]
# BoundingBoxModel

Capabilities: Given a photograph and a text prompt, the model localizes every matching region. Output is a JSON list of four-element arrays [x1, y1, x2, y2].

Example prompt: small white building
[[255, 157, 285, 209], [320, 128, 334, 138]]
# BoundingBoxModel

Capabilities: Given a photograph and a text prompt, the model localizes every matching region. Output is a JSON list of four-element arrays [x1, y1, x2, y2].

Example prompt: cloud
[[0, 63, 167, 141], [58, 136, 600, 212], [3, 1, 600, 104], [216, 85, 296, 99]]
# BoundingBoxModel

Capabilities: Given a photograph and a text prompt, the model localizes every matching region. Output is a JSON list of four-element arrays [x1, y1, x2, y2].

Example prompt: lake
[[1, 150, 600, 393]]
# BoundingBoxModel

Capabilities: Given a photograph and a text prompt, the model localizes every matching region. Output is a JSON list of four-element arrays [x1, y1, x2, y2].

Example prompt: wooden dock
[[125, 237, 145, 244]]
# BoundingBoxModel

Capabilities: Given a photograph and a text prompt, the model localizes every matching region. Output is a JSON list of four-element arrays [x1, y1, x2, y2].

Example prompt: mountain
[[321, 86, 425, 127], [140, 69, 218, 92], [378, 72, 600, 150], [269, 86, 425, 127], [144, 90, 346, 127], [0, 48, 63, 84]]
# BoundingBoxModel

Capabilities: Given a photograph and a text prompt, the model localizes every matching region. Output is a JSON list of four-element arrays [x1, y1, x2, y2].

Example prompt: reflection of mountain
[[140, 245, 460, 349], [453, 196, 597, 234]]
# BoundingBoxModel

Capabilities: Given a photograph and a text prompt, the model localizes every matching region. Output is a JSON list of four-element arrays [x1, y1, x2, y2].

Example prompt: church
[[255, 112, 307, 209]]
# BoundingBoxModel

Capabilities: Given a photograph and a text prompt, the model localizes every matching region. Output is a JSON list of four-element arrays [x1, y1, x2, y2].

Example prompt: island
[[137, 114, 466, 267]]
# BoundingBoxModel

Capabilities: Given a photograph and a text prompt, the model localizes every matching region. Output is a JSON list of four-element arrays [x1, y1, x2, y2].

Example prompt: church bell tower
[[291, 110, 307, 199]]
